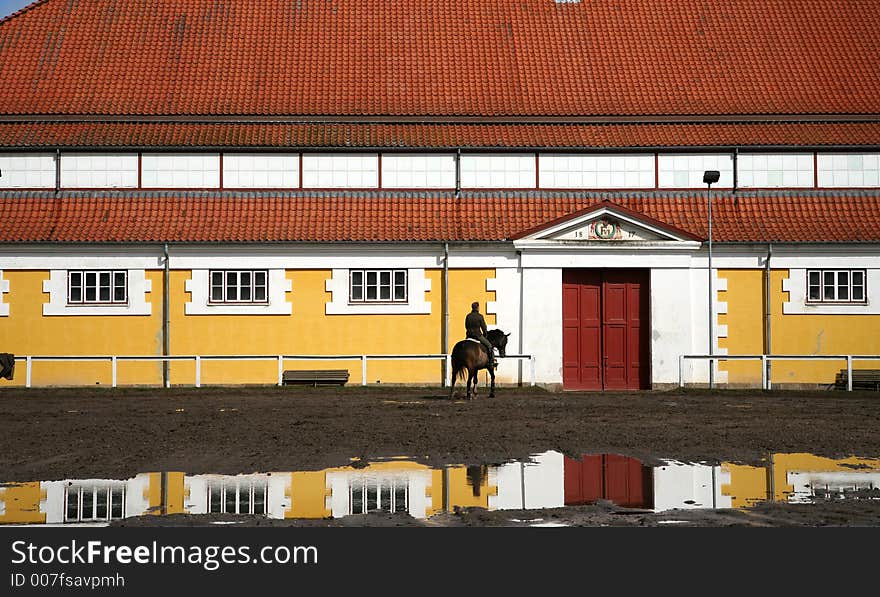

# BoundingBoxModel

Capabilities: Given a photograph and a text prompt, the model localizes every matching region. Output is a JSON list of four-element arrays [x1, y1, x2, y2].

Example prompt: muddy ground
[[2, 384, 879, 526]]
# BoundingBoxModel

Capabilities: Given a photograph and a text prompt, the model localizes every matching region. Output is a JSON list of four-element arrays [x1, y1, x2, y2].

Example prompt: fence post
[[195, 356, 201, 388], [111, 356, 117, 388], [761, 355, 767, 390], [679, 355, 684, 388], [530, 356, 536, 387], [277, 355, 284, 387], [847, 355, 853, 392], [26, 356, 32, 388], [444, 354, 451, 388], [362, 355, 367, 387]]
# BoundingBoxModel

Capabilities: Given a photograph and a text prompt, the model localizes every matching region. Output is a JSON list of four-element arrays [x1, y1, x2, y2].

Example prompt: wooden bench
[[834, 369, 880, 391], [282, 369, 350, 386]]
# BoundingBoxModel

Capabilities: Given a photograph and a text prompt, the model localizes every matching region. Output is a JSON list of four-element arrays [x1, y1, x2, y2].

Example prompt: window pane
[[253, 485, 266, 514], [853, 285, 865, 301], [240, 271, 251, 287], [66, 489, 79, 520], [211, 285, 224, 302], [111, 489, 124, 518], [366, 271, 377, 286], [808, 284, 821, 301], [852, 271, 864, 286], [99, 286, 111, 302], [351, 271, 363, 286], [379, 284, 391, 300], [823, 271, 835, 300], [351, 284, 363, 301], [113, 284, 126, 302], [70, 272, 82, 287], [240, 284, 251, 301], [85, 272, 97, 289], [379, 271, 391, 286], [70, 286, 82, 303], [82, 488, 94, 519], [211, 271, 223, 286], [209, 486, 222, 513], [85, 286, 97, 302], [96, 488, 108, 519], [254, 271, 267, 286], [808, 271, 820, 286], [254, 285, 267, 302], [366, 285, 377, 300], [227, 285, 238, 301], [352, 484, 364, 514], [225, 485, 236, 513]]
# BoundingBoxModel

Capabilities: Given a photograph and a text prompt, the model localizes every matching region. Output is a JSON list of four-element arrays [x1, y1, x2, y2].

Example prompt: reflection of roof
[[3, 191, 880, 243], [2, 0, 879, 117], [2, 122, 880, 149]]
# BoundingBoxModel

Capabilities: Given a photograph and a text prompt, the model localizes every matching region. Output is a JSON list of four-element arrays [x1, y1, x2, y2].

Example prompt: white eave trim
[[513, 240, 702, 251]]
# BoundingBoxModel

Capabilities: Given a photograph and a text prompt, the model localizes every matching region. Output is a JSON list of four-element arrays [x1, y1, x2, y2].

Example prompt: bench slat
[[282, 369, 350, 386]]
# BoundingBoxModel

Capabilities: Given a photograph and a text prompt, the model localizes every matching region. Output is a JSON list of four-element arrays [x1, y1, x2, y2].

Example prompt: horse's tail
[[452, 362, 467, 382]]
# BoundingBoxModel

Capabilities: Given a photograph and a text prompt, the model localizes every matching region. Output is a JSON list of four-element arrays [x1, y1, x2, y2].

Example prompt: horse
[[449, 329, 510, 400]]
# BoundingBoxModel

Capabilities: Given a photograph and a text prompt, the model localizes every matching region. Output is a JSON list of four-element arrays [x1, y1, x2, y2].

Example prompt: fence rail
[[11, 353, 536, 389], [679, 354, 880, 391]]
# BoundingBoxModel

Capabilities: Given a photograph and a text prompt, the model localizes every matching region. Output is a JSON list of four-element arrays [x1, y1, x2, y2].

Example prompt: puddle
[[1, 451, 878, 525]]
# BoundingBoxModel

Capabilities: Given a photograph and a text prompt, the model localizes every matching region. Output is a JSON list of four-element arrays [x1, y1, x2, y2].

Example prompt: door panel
[[562, 269, 649, 390]]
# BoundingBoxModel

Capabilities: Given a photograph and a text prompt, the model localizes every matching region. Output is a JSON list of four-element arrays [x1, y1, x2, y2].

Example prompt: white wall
[[489, 450, 565, 510], [652, 461, 731, 512], [520, 268, 563, 384]]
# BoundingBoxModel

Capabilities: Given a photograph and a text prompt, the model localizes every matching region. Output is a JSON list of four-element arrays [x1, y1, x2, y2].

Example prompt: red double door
[[562, 269, 650, 390]]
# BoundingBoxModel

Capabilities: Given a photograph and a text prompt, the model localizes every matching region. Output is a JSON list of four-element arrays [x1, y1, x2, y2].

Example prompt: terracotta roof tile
[[1, 1, 880, 117], [1, 191, 879, 244], [1, 121, 879, 149]]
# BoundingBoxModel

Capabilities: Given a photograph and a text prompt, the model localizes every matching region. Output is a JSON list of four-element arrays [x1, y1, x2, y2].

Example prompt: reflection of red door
[[564, 454, 654, 509], [562, 270, 649, 390]]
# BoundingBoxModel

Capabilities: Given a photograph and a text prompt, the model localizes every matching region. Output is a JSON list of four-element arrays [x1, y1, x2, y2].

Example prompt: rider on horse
[[465, 301, 495, 369]]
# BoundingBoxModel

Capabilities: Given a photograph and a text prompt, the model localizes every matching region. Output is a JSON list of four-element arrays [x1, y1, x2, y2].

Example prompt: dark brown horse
[[449, 329, 510, 400]]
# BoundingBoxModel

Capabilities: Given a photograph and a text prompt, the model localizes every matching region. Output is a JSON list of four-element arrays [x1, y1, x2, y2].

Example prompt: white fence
[[11, 353, 536, 389], [679, 354, 880, 391]]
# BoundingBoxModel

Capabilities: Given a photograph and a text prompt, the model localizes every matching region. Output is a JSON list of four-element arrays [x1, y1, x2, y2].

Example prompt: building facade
[[0, 0, 879, 389]]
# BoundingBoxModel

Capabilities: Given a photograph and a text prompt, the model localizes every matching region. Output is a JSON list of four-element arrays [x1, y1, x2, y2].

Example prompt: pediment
[[512, 203, 701, 245]]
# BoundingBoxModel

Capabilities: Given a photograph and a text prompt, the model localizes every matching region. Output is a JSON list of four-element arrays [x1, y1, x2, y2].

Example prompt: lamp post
[[703, 170, 720, 389]]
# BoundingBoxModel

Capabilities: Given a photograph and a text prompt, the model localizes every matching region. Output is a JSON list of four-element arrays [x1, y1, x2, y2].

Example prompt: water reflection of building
[[2, 452, 878, 525]]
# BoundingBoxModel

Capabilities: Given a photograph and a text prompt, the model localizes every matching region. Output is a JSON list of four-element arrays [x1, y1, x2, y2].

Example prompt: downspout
[[764, 243, 772, 388], [54, 148, 61, 197], [517, 248, 525, 387], [163, 243, 170, 388], [454, 148, 461, 199], [733, 147, 739, 192], [442, 242, 449, 385]]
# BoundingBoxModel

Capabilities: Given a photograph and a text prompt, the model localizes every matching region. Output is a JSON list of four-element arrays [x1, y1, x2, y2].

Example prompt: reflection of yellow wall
[[286, 472, 331, 519], [0, 482, 46, 524], [0, 268, 495, 387], [771, 453, 880, 501], [445, 466, 496, 509], [144, 472, 186, 515], [0, 271, 164, 386], [721, 463, 769, 508], [720, 269, 880, 385]]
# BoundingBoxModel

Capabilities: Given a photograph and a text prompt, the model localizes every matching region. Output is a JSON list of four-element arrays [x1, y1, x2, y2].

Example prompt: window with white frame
[[0, 153, 56, 188], [349, 269, 407, 303], [348, 477, 408, 515], [60, 153, 139, 188], [141, 153, 220, 188], [460, 154, 536, 188], [301, 153, 379, 188], [539, 153, 655, 189], [207, 480, 268, 515], [222, 153, 299, 189], [817, 153, 880, 188], [65, 484, 126, 523], [738, 153, 814, 188], [807, 270, 866, 303], [380, 153, 456, 188], [657, 153, 734, 188], [68, 270, 128, 304], [209, 270, 268, 304]]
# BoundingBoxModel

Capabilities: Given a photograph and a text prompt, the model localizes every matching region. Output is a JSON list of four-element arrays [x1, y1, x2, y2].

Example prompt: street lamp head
[[703, 170, 720, 185]]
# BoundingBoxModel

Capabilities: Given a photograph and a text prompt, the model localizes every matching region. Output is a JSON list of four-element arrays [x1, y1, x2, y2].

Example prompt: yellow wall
[[0, 271, 164, 386], [0, 482, 46, 524], [720, 269, 880, 385], [0, 268, 495, 387], [720, 463, 770, 508], [445, 465, 496, 509]]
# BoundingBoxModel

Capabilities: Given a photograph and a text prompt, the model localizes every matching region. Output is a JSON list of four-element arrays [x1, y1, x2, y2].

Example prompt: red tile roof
[[2, 121, 880, 149], [1, 191, 878, 243], [1, 1, 880, 117]]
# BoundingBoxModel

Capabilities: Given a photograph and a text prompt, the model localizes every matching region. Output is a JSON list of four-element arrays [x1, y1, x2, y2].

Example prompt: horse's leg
[[488, 364, 496, 398], [449, 370, 456, 400], [467, 369, 476, 400]]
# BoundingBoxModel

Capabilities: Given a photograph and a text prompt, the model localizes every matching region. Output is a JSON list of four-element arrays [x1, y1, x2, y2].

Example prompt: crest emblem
[[590, 218, 619, 240]]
